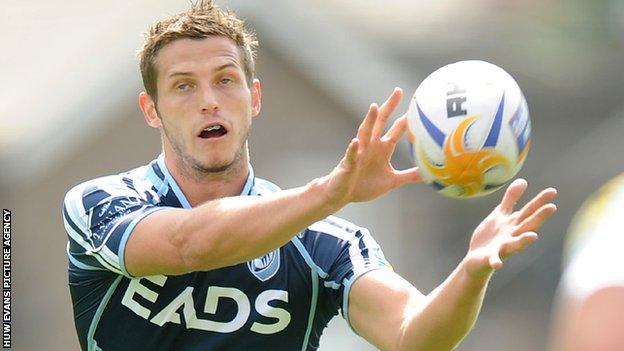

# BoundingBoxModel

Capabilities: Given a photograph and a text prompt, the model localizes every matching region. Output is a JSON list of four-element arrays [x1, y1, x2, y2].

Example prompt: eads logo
[[121, 251, 290, 335]]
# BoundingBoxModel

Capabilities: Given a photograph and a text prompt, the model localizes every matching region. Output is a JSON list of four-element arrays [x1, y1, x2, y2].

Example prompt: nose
[[199, 85, 218, 113]]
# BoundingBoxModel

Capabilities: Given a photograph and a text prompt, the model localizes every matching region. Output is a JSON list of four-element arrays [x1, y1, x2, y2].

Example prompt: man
[[63, 2, 557, 350], [549, 174, 624, 351]]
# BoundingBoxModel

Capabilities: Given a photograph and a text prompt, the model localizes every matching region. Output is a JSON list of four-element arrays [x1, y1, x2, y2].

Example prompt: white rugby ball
[[406, 60, 531, 198]]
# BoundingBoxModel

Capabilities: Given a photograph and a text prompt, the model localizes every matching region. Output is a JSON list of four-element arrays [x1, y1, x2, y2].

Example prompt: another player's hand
[[319, 88, 423, 207], [464, 179, 557, 278]]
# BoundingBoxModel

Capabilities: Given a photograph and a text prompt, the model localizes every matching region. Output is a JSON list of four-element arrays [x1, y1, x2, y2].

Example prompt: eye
[[219, 77, 234, 85], [176, 83, 193, 91]]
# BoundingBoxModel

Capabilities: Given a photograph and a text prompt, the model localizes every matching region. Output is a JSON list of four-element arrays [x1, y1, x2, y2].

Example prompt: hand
[[464, 179, 557, 278], [319, 88, 423, 207]]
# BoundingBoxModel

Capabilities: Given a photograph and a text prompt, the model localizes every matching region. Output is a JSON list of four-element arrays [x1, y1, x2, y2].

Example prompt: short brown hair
[[138, 0, 258, 99]]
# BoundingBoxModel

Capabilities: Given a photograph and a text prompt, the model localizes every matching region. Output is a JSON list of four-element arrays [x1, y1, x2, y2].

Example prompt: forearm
[[175, 177, 341, 271], [398, 259, 492, 351]]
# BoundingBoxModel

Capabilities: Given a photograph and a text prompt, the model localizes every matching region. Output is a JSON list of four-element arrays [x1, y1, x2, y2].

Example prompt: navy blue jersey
[[63, 154, 392, 351]]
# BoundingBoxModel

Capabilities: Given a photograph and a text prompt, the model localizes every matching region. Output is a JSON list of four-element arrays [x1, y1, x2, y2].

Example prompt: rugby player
[[63, 2, 557, 350], [550, 174, 624, 351]]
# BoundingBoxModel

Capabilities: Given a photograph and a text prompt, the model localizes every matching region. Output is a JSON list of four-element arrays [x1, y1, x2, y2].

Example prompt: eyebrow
[[167, 72, 193, 79], [166, 63, 240, 80], [215, 63, 239, 72]]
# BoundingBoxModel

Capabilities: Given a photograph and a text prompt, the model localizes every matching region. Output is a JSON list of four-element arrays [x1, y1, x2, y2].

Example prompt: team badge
[[247, 249, 280, 282]]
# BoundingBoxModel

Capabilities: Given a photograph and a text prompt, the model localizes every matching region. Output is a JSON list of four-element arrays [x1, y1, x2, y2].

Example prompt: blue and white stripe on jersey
[[63, 154, 392, 351], [63, 171, 166, 277], [295, 216, 391, 331]]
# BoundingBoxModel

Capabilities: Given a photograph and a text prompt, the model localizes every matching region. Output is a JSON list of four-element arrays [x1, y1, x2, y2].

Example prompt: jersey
[[62, 154, 392, 351], [559, 174, 624, 300]]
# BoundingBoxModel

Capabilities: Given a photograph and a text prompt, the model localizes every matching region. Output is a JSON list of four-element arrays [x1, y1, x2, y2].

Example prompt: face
[[140, 36, 261, 178]]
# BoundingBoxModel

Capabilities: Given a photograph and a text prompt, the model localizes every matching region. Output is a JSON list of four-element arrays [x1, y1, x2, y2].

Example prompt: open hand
[[319, 88, 423, 207], [464, 179, 557, 278]]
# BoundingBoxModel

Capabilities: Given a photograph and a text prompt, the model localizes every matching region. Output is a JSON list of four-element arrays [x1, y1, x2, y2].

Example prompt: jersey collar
[[154, 153, 256, 209]]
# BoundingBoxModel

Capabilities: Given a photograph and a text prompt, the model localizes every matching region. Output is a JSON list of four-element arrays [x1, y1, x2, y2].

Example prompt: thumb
[[464, 250, 496, 278], [394, 167, 424, 186], [488, 253, 503, 270]]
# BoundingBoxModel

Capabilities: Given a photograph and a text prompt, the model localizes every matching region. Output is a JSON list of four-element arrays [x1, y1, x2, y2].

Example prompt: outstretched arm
[[125, 88, 422, 276], [349, 180, 557, 351]]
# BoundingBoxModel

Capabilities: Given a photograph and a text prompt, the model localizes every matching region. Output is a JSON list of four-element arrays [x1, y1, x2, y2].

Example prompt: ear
[[250, 79, 262, 118], [139, 92, 161, 128]]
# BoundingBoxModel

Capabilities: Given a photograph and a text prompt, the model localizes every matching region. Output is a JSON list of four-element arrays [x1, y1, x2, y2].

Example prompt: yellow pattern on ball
[[419, 116, 511, 197]]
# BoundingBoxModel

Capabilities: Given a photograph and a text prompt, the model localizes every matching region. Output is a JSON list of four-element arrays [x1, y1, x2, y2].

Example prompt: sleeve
[[302, 217, 393, 329], [62, 178, 166, 277]]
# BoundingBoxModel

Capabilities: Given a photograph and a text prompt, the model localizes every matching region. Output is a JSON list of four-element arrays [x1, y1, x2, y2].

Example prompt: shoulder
[[295, 215, 378, 260], [62, 166, 160, 237], [253, 177, 282, 195], [63, 165, 152, 210], [305, 215, 368, 242]]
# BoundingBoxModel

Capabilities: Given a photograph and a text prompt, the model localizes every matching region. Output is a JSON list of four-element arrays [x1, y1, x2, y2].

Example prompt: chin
[[194, 156, 238, 174], [190, 143, 246, 174], [200, 163, 232, 173]]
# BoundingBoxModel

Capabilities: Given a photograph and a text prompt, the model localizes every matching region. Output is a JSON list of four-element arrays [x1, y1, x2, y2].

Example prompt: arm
[[125, 88, 422, 276], [126, 183, 336, 276], [349, 180, 557, 351], [348, 268, 484, 351]]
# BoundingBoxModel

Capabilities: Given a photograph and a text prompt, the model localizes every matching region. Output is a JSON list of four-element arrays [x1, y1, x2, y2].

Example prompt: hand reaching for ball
[[318, 88, 423, 209], [464, 178, 557, 278]]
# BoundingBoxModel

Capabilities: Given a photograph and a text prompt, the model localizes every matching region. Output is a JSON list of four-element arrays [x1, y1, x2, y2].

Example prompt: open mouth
[[198, 124, 228, 139]]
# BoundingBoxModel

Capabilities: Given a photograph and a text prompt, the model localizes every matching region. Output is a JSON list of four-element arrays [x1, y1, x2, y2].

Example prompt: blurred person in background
[[550, 173, 624, 351], [62, 1, 557, 350]]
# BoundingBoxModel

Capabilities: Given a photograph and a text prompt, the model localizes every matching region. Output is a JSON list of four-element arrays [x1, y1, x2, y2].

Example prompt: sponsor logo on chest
[[121, 256, 290, 335]]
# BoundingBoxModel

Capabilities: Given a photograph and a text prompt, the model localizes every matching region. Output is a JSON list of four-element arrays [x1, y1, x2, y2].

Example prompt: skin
[[551, 287, 624, 351], [350, 177, 557, 350], [128, 35, 558, 350], [139, 37, 261, 205]]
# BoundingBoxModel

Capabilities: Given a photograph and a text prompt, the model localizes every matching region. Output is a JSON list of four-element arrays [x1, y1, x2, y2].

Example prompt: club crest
[[247, 249, 280, 282]]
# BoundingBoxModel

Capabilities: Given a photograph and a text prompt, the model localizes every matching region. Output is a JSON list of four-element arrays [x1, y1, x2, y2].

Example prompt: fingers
[[382, 115, 408, 144], [378, 87, 403, 117], [515, 203, 557, 234], [489, 232, 538, 270], [394, 167, 424, 186], [357, 87, 404, 147], [517, 187, 557, 222], [343, 138, 360, 168], [357, 103, 378, 147], [371, 88, 403, 139], [499, 178, 528, 214], [500, 232, 538, 259]]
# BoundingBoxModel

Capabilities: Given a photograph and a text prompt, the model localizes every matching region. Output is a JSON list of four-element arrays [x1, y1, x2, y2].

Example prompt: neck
[[163, 150, 250, 207]]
